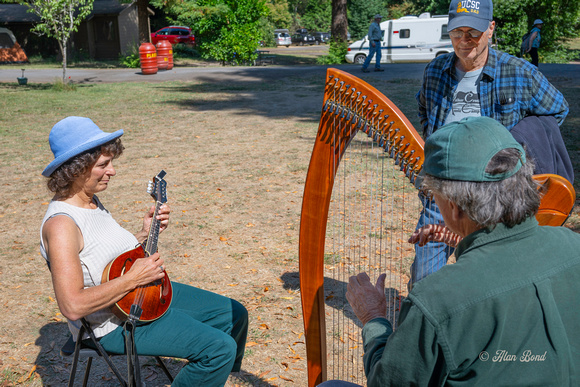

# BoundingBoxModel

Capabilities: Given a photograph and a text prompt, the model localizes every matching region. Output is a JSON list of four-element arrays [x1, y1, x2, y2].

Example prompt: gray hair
[[422, 148, 540, 228]]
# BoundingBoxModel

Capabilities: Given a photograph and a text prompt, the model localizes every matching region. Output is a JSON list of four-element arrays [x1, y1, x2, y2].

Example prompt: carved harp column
[[299, 68, 575, 387]]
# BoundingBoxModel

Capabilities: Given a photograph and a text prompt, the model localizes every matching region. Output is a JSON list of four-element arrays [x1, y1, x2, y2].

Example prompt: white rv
[[345, 13, 453, 64]]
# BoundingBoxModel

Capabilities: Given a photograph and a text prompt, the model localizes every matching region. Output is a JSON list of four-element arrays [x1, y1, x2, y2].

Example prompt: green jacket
[[362, 217, 580, 386]]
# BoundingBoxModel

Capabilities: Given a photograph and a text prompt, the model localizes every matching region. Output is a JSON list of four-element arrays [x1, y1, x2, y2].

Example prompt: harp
[[299, 68, 575, 386]]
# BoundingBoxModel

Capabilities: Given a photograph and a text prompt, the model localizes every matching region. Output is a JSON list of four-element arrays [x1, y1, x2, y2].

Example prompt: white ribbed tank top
[[40, 196, 139, 340]]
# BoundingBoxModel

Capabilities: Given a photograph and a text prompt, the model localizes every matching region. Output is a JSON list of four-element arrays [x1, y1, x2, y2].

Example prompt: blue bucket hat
[[448, 0, 493, 32], [42, 116, 123, 177]]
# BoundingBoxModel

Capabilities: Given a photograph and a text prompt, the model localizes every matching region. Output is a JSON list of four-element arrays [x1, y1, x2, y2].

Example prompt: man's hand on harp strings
[[408, 224, 462, 248], [346, 273, 387, 326]]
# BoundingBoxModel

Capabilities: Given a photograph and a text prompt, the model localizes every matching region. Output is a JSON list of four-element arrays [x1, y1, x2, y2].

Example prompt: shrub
[[173, 43, 200, 59], [120, 46, 141, 68], [316, 39, 348, 65]]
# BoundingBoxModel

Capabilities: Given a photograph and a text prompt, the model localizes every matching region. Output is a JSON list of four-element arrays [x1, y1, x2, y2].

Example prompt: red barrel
[[139, 43, 157, 75], [156, 40, 172, 70]]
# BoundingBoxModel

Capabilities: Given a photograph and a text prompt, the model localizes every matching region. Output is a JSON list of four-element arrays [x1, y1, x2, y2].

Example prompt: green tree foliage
[[494, 0, 580, 61], [266, 0, 293, 29], [19, 0, 93, 83], [317, 39, 348, 64], [154, 0, 268, 64], [299, 0, 331, 32], [388, 0, 580, 62], [402, 0, 447, 15], [348, 0, 387, 41]]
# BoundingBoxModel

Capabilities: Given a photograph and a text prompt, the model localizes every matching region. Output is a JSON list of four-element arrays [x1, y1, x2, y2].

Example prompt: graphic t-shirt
[[444, 66, 484, 125]]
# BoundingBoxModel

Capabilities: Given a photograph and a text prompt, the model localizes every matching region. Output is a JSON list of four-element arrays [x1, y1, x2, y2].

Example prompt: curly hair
[[422, 148, 540, 228], [46, 138, 124, 198]]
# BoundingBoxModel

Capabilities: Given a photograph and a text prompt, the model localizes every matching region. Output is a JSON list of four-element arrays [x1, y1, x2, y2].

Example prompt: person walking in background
[[526, 19, 543, 67], [361, 14, 384, 73]]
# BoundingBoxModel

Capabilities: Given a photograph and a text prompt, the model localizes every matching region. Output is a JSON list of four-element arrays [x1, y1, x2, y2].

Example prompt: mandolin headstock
[[147, 170, 167, 204]]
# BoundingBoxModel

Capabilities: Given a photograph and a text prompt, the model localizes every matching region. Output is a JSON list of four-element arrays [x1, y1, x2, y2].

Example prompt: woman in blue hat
[[40, 116, 248, 386], [526, 19, 543, 67]]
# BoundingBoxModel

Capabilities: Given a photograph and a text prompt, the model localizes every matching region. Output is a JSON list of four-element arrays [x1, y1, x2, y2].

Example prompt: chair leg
[[155, 356, 174, 383], [68, 324, 87, 387], [80, 318, 127, 386], [71, 318, 174, 386], [82, 357, 93, 387]]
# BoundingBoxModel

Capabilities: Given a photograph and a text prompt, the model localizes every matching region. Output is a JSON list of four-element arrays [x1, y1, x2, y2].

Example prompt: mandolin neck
[[144, 200, 162, 256]]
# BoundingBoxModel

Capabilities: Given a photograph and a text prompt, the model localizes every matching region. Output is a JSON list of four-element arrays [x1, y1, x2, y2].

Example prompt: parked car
[[151, 26, 195, 46], [292, 31, 316, 46], [312, 32, 330, 44], [274, 29, 291, 47]]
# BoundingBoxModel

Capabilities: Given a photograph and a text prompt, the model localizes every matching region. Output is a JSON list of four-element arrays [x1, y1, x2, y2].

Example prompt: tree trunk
[[137, 0, 150, 44], [59, 39, 67, 84], [331, 0, 348, 42]]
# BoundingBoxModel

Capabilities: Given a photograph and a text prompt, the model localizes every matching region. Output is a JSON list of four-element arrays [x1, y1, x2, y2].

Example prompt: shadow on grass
[[151, 71, 328, 122], [28, 321, 278, 387], [148, 66, 425, 124], [270, 53, 319, 66], [0, 82, 95, 91]]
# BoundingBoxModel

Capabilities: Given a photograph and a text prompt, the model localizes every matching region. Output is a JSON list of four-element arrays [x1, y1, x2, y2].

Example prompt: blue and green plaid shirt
[[416, 48, 569, 139]]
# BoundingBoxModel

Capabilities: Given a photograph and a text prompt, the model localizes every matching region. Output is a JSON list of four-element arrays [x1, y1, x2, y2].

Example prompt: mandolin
[[101, 170, 173, 322]]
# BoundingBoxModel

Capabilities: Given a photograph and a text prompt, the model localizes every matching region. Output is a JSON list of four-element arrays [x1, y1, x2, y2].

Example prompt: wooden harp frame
[[299, 68, 575, 387]]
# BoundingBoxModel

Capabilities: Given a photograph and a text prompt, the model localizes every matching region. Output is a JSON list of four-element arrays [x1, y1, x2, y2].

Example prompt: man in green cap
[[329, 116, 580, 386]]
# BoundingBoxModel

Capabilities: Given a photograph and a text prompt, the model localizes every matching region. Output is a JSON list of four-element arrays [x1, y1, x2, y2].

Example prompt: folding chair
[[60, 317, 174, 387]]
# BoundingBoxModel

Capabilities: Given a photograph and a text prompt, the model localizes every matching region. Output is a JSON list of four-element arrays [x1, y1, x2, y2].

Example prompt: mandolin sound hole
[[159, 285, 165, 304]]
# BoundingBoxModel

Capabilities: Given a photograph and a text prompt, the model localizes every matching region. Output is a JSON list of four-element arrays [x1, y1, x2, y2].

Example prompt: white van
[[345, 13, 453, 64]]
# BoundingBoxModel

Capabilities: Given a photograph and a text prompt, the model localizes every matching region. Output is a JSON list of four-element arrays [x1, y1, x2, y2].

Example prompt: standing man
[[321, 116, 580, 386], [410, 0, 569, 285], [526, 19, 544, 67], [361, 14, 384, 73]]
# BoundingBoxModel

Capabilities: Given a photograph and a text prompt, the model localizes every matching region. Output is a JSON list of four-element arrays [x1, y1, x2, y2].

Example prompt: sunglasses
[[449, 29, 485, 39]]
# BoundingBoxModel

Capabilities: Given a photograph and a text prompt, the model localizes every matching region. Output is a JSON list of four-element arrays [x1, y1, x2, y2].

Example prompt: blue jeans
[[410, 193, 454, 286], [97, 282, 248, 386], [362, 41, 382, 69]]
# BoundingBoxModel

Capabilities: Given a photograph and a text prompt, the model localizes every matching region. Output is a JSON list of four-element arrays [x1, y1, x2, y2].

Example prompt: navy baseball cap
[[448, 0, 493, 32]]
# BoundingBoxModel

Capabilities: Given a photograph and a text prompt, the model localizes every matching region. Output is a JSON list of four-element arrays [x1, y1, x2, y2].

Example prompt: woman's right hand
[[126, 252, 166, 288]]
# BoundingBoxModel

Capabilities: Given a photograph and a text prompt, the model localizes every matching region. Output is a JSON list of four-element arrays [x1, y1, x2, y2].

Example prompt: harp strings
[[324, 76, 422, 384]]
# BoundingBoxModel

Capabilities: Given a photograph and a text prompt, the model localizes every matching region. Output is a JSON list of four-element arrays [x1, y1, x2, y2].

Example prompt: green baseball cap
[[423, 116, 525, 182]]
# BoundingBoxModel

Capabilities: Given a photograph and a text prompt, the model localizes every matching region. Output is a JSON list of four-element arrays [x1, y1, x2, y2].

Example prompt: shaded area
[[32, 322, 278, 386], [152, 72, 328, 122], [280, 271, 402, 328]]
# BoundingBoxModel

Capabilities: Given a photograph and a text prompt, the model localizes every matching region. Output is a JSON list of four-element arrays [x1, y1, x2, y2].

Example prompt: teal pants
[[97, 282, 248, 386]]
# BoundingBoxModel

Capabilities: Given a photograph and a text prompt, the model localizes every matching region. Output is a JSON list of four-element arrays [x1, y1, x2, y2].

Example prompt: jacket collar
[[455, 216, 539, 261]]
